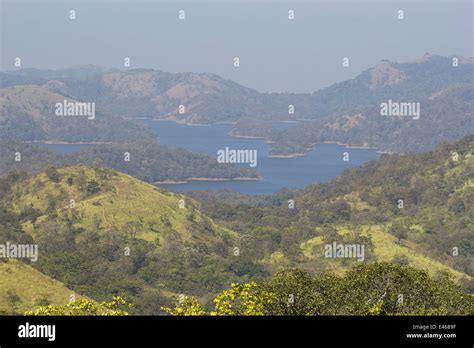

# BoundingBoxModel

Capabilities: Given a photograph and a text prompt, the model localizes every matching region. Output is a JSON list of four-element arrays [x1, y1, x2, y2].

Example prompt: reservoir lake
[[146, 121, 379, 195], [40, 120, 380, 195]]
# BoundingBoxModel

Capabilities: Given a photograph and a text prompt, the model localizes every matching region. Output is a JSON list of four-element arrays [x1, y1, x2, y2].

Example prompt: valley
[[0, 3, 472, 345], [0, 135, 472, 314], [0, 54, 472, 316], [2, 55, 471, 156]]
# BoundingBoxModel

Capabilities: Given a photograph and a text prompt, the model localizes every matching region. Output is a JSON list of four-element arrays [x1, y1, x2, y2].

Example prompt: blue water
[[146, 120, 379, 195], [34, 121, 379, 195]]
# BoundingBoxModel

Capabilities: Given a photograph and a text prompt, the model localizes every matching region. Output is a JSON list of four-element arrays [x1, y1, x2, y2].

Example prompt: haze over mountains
[[0, 53, 473, 315], [1, 0, 473, 330], [1, 54, 472, 156]]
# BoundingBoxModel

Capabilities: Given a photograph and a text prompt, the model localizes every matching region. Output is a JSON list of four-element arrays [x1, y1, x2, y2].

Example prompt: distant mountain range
[[268, 82, 473, 155], [0, 53, 472, 315], [266, 54, 474, 154], [0, 78, 258, 181], [1, 53, 472, 155], [0, 84, 154, 143]]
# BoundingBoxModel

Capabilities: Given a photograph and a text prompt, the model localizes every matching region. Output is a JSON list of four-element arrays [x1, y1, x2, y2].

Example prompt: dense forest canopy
[[0, 140, 258, 182]]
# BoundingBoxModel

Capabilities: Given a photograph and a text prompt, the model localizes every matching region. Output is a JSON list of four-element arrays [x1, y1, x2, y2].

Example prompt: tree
[[25, 296, 131, 316], [389, 222, 409, 244], [85, 180, 101, 195], [329, 199, 351, 221], [6, 290, 22, 314], [161, 296, 206, 316], [66, 176, 74, 186], [392, 254, 409, 266], [162, 281, 273, 316], [45, 166, 61, 183], [448, 196, 465, 214], [124, 221, 142, 240], [211, 281, 274, 316], [338, 263, 474, 315], [163, 263, 474, 316], [261, 268, 324, 315]]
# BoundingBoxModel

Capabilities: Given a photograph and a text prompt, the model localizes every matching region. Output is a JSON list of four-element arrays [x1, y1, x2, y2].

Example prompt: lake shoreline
[[155, 176, 263, 185], [153, 118, 212, 127], [229, 133, 267, 139], [32, 120, 381, 195], [269, 153, 305, 158], [269, 141, 394, 157], [24, 141, 111, 145], [145, 119, 394, 155]]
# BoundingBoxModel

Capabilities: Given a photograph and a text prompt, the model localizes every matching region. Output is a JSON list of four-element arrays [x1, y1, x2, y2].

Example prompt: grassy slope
[[2, 136, 472, 310], [262, 224, 468, 281], [8, 165, 235, 246], [244, 136, 474, 282], [2, 165, 240, 309], [0, 259, 80, 314]]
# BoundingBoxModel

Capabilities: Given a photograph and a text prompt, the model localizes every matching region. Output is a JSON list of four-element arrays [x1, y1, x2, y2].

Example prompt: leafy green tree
[[261, 268, 325, 315], [448, 196, 466, 214], [85, 180, 101, 195], [45, 166, 61, 183], [389, 222, 409, 244], [163, 263, 474, 316], [210, 281, 274, 316], [25, 296, 131, 316], [337, 263, 474, 315], [162, 281, 273, 316], [161, 296, 206, 316], [392, 254, 410, 266]]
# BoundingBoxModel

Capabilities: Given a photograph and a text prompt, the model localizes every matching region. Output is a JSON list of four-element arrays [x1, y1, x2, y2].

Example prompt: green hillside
[[0, 136, 472, 314], [0, 165, 265, 314], [0, 259, 80, 314], [7, 165, 233, 245], [190, 135, 474, 285], [0, 140, 258, 182]]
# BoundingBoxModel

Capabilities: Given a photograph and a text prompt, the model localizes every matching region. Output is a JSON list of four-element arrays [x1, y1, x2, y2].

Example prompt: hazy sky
[[1, 0, 472, 92]]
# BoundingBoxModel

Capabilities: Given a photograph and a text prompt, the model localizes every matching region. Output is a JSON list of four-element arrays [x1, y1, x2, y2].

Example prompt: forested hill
[[0, 165, 263, 314], [238, 54, 474, 154], [0, 85, 155, 143], [2, 55, 472, 125], [0, 140, 258, 182], [189, 135, 474, 285], [0, 136, 472, 315], [267, 83, 474, 155], [0, 83, 258, 181], [2, 54, 472, 155]]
